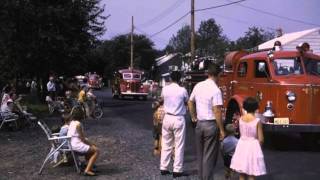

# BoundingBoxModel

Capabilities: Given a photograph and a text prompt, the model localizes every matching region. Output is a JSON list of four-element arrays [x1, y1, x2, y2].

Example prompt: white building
[[258, 27, 320, 55]]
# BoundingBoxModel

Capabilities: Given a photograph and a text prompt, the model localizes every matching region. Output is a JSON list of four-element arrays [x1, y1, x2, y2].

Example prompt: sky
[[100, 0, 320, 50]]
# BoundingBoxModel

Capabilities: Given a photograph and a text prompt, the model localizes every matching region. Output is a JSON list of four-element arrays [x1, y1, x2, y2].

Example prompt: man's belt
[[198, 119, 216, 122], [166, 112, 183, 116]]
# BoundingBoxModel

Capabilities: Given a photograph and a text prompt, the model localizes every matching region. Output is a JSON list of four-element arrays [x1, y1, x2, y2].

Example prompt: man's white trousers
[[160, 114, 186, 173]]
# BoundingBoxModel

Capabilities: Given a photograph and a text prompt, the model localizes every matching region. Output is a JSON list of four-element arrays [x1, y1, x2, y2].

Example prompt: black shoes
[[173, 172, 183, 178], [160, 170, 170, 175], [161, 170, 187, 178]]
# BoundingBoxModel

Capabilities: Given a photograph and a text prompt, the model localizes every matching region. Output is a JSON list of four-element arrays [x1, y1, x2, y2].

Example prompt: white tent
[[258, 28, 320, 55]]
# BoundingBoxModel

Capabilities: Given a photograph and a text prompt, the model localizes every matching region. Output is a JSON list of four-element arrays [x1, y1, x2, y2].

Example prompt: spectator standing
[[188, 63, 225, 180], [78, 86, 90, 117], [31, 79, 37, 93], [86, 88, 96, 117], [152, 98, 165, 156], [26, 81, 31, 93], [230, 97, 266, 180], [159, 71, 188, 178], [47, 77, 56, 100], [221, 124, 238, 180]]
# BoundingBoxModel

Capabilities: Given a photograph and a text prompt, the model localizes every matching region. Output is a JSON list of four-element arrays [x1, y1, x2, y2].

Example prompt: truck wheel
[[300, 133, 318, 150], [93, 106, 103, 119], [112, 93, 118, 99], [142, 96, 147, 101]]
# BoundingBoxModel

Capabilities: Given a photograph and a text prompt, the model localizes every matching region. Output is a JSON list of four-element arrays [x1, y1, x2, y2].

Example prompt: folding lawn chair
[[0, 111, 19, 130], [37, 121, 80, 174]]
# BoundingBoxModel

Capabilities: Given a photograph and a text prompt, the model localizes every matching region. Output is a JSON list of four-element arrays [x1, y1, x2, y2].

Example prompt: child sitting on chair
[[67, 106, 99, 176], [52, 113, 72, 165], [221, 124, 238, 180]]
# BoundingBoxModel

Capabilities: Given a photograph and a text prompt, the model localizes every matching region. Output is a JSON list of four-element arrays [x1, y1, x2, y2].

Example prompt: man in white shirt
[[47, 77, 56, 99], [188, 63, 225, 180], [160, 71, 188, 178]]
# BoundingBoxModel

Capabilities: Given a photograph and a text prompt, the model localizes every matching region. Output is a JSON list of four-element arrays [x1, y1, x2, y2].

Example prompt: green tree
[[233, 27, 275, 50], [166, 25, 191, 54], [98, 34, 158, 77], [197, 18, 229, 60], [0, 0, 106, 84]]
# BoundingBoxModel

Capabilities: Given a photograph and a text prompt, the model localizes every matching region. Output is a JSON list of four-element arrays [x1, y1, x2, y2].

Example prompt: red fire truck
[[111, 68, 149, 100], [185, 44, 320, 136], [88, 73, 103, 89]]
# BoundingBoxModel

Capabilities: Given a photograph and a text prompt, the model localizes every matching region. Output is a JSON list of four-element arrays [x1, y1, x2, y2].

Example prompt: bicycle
[[45, 96, 65, 114]]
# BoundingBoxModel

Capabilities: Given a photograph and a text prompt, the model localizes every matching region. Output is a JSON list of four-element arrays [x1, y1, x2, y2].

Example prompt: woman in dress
[[230, 97, 266, 180], [67, 106, 99, 176]]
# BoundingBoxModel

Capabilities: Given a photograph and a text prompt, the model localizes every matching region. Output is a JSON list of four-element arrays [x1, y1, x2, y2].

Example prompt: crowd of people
[[153, 64, 266, 180]]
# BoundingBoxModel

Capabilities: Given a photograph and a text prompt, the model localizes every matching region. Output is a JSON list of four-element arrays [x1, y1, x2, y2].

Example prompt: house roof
[[258, 27, 320, 50], [155, 53, 179, 66]]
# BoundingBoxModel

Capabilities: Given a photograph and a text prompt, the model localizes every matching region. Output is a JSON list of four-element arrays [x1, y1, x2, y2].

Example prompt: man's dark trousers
[[195, 120, 220, 180]]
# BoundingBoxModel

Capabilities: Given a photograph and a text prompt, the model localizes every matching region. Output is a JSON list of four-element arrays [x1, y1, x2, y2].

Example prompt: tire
[[142, 96, 147, 101], [112, 93, 118, 99], [93, 106, 103, 119]]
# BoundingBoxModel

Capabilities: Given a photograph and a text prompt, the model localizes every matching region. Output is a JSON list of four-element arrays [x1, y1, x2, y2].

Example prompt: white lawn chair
[[37, 121, 80, 174], [0, 111, 19, 130]]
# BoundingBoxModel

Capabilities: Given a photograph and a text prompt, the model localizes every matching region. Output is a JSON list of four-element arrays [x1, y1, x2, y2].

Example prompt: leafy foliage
[[97, 34, 158, 78], [165, 25, 191, 54], [0, 0, 106, 84], [197, 18, 229, 60], [231, 27, 275, 50]]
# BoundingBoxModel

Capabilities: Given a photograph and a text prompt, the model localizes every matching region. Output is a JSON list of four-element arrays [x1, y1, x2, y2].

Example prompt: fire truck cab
[[111, 68, 149, 100], [185, 45, 320, 134]]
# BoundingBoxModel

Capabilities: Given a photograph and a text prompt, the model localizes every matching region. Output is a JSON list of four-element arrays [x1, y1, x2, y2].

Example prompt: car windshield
[[304, 58, 320, 76], [272, 58, 303, 75]]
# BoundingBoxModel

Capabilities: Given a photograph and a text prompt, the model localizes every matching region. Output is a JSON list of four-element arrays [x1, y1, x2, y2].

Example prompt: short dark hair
[[207, 63, 221, 77], [243, 97, 259, 113], [71, 106, 85, 121], [170, 71, 181, 82]]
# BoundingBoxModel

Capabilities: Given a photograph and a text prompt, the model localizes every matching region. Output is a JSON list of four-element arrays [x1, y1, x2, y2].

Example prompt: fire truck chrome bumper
[[263, 123, 320, 133], [121, 92, 148, 96]]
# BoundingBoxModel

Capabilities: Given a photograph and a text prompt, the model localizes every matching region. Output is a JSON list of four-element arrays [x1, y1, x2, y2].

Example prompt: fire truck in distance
[[185, 43, 320, 136], [111, 68, 149, 100], [87, 73, 103, 89]]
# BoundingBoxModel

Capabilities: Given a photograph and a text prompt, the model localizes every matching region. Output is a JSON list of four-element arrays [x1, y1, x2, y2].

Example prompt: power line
[[139, 0, 187, 28], [195, 0, 246, 12], [150, 11, 190, 38], [135, 26, 168, 46], [209, 12, 277, 31], [227, 0, 320, 27], [149, 0, 248, 38]]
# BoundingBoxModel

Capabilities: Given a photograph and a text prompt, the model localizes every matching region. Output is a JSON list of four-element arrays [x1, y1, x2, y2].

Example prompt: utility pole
[[190, 0, 195, 64], [131, 16, 134, 69]]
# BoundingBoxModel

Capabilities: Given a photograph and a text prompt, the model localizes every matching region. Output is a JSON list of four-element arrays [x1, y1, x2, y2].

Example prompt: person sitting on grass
[[67, 106, 99, 176]]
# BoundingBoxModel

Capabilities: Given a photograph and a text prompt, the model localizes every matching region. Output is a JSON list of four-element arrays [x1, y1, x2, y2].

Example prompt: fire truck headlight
[[286, 91, 296, 102]]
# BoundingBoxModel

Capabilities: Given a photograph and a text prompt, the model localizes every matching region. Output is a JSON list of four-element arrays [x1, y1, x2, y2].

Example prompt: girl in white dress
[[67, 107, 99, 176], [230, 97, 266, 180]]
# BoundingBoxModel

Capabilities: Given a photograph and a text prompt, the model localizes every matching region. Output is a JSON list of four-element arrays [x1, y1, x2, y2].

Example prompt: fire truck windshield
[[272, 58, 303, 76], [304, 58, 320, 76], [123, 73, 141, 80]]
